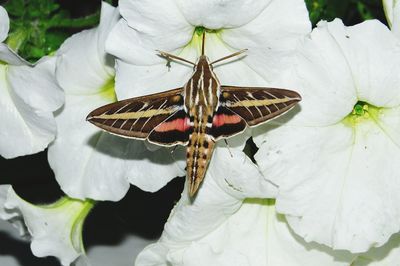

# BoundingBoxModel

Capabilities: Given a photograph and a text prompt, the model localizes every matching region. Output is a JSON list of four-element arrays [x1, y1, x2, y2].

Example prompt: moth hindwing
[[87, 32, 301, 197]]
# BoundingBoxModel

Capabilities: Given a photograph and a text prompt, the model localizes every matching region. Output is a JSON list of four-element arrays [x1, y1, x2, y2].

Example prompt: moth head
[[195, 55, 212, 69]]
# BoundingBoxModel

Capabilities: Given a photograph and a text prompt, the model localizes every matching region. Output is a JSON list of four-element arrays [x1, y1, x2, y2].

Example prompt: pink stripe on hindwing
[[154, 117, 191, 132], [212, 113, 242, 127]]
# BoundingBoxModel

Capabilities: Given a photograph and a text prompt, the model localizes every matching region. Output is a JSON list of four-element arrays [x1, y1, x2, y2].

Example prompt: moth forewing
[[86, 87, 192, 146], [223, 86, 301, 125]]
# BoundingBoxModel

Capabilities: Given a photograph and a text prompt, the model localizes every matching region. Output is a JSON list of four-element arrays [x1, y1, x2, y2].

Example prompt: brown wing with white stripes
[[219, 86, 301, 126], [86, 87, 191, 146]]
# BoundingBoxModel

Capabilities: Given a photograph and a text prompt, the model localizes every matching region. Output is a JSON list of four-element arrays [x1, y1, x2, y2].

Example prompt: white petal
[[322, 19, 400, 107], [220, 0, 310, 50], [255, 118, 400, 252], [48, 93, 131, 201], [4, 189, 93, 265], [219, 0, 310, 82], [254, 124, 353, 215], [96, 2, 120, 71], [265, 19, 358, 127], [125, 144, 185, 193], [0, 185, 14, 220], [114, 57, 193, 100], [0, 6, 9, 42], [136, 243, 168, 266], [175, 0, 271, 29], [183, 201, 355, 266], [210, 140, 277, 199], [138, 200, 355, 266], [113, 35, 197, 100], [0, 58, 63, 159], [205, 35, 267, 87], [162, 175, 242, 243], [373, 105, 400, 147], [136, 173, 243, 265], [181, 242, 250, 266], [383, 0, 395, 27], [0, 43, 28, 65], [8, 56, 64, 111], [118, 0, 193, 51], [56, 2, 118, 95], [105, 19, 166, 65], [383, 0, 400, 36], [220, 0, 310, 54]]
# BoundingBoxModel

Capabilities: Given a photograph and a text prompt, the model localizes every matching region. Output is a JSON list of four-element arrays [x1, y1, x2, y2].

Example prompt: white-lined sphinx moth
[[87, 33, 301, 197]]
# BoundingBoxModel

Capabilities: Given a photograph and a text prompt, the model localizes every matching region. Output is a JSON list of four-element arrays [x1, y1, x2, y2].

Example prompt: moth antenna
[[201, 31, 205, 56], [156, 50, 196, 66], [210, 49, 248, 65]]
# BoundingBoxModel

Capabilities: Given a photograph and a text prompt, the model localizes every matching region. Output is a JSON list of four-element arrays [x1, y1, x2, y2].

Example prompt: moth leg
[[210, 49, 248, 65], [170, 145, 178, 154], [224, 139, 233, 158], [156, 50, 196, 66]]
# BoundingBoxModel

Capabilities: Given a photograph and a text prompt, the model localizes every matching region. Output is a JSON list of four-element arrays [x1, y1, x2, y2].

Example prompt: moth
[[87, 33, 301, 197]]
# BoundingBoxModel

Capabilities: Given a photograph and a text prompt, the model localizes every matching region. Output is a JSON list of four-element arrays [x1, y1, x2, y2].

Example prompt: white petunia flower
[[0, 6, 64, 159], [254, 19, 400, 253], [48, 2, 185, 201], [2, 187, 94, 266], [383, 0, 400, 35], [0, 185, 24, 230]]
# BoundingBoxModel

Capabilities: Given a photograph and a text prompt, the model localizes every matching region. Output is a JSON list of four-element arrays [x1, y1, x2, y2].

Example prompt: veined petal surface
[[254, 19, 400, 252], [4, 189, 93, 266], [118, 0, 193, 52], [176, 0, 270, 29], [137, 199, 355, 266], [0, 57, 64, 158]]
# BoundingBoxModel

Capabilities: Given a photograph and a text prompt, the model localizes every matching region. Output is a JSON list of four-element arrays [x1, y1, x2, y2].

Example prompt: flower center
[[343, 101, 380, 126], [180, 26, 223, 57], [352, 101, 369, 117], [99, 77, 116, 101], [194, 26, 220, 36]]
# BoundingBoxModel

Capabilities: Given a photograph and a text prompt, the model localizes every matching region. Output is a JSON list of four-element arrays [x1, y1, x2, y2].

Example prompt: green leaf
[[3, 0, 101, 62], [305, 0, 386, 27], [3, 0, 25, 17], [356, 2, 374, 20]]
